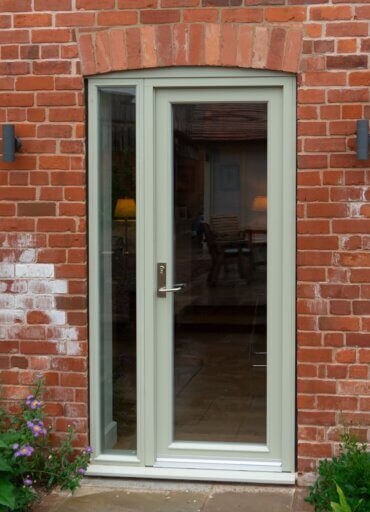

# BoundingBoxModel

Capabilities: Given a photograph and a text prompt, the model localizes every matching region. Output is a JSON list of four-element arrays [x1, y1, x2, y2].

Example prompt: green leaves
[[330, 484, 365, 512], [0, 478, 15, 510], [305, 431, 370, 512]]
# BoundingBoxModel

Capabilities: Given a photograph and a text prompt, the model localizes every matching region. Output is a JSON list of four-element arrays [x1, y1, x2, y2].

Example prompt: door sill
[[87, 463, 296, 484]]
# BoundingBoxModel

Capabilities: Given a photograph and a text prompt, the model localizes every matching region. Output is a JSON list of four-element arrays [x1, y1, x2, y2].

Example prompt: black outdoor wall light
[[2, 124, 22, 163], [356, 120, 370, 161]]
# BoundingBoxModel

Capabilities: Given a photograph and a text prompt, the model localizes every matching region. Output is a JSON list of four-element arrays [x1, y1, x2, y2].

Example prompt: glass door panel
[[98, 88, 137, 453], [173, 103, 267, 444]]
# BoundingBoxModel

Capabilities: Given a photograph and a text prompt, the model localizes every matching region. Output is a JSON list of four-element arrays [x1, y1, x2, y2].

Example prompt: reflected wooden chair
[[203, 222, 251, 285]]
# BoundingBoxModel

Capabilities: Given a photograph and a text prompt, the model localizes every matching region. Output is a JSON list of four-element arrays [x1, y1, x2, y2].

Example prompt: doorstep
[[33, 478, 312, 512]]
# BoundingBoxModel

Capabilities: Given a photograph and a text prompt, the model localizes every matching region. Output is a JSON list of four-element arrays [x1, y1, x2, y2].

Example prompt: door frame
[[87, 68, 296, 484]]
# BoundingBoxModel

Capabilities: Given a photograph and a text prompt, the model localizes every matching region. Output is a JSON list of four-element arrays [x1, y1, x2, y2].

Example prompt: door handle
[[157, 262, 186, 298], [158, 283, 186, 293]]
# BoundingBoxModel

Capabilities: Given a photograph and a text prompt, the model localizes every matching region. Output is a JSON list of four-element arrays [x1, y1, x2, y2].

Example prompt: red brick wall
[[0, 0, 369, 479]]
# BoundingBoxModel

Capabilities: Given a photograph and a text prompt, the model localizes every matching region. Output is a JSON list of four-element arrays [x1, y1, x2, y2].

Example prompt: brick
[[298, 348, 333, 363], [37, 125, 72, 138], [126, 27, 141, 69], [1, 0, 32, 12], [349, 71, 370, 87], [310, 6, 352, 21], [173, 24, 188, 66], [205, 24, 221, 66], [184, 9, 218, 22], [77, 0, 114, 8], [140, 26, 157, 69], [14, 13, 52, 27], [328, 88, 369, 103], [222, 8, 262, 22], [37, 93, 76, 107], [33, 61, 71, 75], [251, 26, 269, 69], [95, 30, 111, 74], [319, 317, 360, 332], [221, 24, 237, 66], [189, 24, 204, 66], [327, 55, 367, 70], [34, 0, 72, 9], [157, 24, 173, 67], [18, 203, 56, 217], [16, 77, 54, 91], [267, 27, 286, 71], [162, 0, 197, 4], [56, 12, 96, 26], [236, 25, 253, 69], [326, 23, 368, 38], [303, 72, 346, 86], [141, 9, 179, 23], [265, 6, 306, 22], [98, 11, 138, 26], [37, 219, 76, 232], [119, 0, 156, 6], [78, 34, 96, 75]]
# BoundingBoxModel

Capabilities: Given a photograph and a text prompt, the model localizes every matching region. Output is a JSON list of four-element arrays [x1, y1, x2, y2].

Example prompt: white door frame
[[87, 68, 296, 484]]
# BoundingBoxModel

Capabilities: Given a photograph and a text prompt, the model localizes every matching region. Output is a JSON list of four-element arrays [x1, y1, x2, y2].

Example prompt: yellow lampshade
[[114, 198, 136, 219], [252, 195, 267, 212]]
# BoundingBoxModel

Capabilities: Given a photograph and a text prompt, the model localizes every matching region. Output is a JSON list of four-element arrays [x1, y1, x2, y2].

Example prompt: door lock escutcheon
[[157, 262, 186, 298]]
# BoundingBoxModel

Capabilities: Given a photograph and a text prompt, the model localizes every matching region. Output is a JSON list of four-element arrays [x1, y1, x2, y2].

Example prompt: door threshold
[[87, 463, 296, 485]]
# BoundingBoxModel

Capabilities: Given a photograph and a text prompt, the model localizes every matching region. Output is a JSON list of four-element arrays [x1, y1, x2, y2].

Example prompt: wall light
[[356, 120, 370, 161], [2, 124, 22, 163]]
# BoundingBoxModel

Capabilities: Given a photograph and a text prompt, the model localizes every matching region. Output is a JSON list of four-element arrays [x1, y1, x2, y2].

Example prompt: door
[[155, 87, 285, 471], [88, 69, 296, 480]]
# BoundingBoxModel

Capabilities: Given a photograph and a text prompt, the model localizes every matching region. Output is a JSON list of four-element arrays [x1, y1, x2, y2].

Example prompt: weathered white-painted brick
[[0, 295, 15, 309], [34, 296, 55, 309], [0, 310, 25, 324], [52, 280, 68, 294], [10, 281, 28, 293], [15, 296, 34, 309], [19, 249, 36, 263], [47, 310, 66, 325], [49, 326, 79, 341], [67, 340, 83, 356], [0, 326, 6, 339], [15, 264, 54, 278], [0, 264, 15, 278], [28, 281, 52, 294]]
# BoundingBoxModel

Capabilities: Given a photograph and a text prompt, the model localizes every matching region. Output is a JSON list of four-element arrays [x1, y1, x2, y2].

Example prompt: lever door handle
[[158, 283, 186, 293], [157, 262, 186, 297]]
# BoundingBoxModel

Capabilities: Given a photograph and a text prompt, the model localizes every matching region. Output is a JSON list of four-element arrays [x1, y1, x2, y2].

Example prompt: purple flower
[[12, 443, 19, 451], [85, 446, 93, 454], [78, 468, 86, 475], [24, 478, 33, 487], [26, 395, 42, 410], [27, 420, 47, 438], [14, 444, 34, 458]]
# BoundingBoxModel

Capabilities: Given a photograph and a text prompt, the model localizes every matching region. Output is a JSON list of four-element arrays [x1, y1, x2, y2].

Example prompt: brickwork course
[[0, 0, 369, 481]]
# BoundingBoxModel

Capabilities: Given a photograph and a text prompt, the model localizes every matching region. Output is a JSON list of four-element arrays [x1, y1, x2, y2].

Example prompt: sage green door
[[154, 86, 287, 471]]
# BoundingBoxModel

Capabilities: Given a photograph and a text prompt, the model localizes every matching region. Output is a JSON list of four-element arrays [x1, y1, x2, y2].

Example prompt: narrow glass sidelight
[[172, 103, 268, 444], [98, 88, 137, 453]]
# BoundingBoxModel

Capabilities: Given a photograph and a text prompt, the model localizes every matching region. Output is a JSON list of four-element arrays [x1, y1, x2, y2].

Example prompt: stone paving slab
[[33, 480, 312, 512]]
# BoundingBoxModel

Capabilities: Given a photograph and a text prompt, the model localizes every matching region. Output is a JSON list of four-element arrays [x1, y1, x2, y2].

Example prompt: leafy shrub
[[331, 484, 364, 512], [305, 431, 370, 512], [0, 377, 93, 511]]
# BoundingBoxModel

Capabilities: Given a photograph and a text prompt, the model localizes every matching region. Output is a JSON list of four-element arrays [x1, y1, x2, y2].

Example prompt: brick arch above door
[[77, 23, 303, 76]]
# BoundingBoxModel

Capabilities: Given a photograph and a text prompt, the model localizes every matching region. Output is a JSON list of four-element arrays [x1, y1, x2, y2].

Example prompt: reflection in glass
[[173, 103, 268, 444], [99, 89, 137, 452]]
